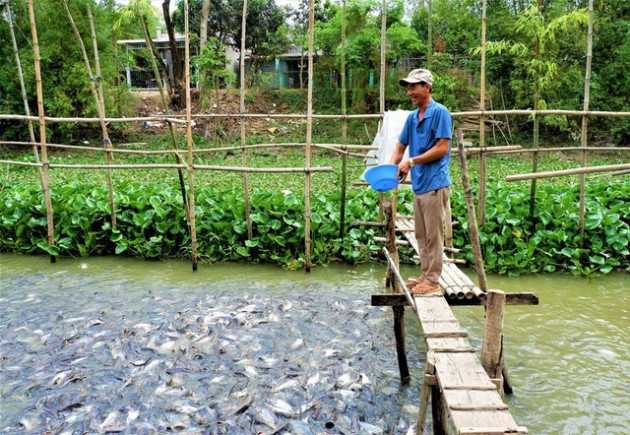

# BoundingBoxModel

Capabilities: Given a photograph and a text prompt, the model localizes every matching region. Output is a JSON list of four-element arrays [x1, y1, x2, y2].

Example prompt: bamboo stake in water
[[184, 0, 198, 271], [579, 0, 594, 248], [62, 0, 117, 228], [27, 0, 56, 263], [339, 0, 347, 240], [7, 2, 43, 181], [304, 0, 315, 272], [240, 0, 253, 240], [529, 0, 543, 220], [456, 129, 488, 292], [478, 0, 487, 227]]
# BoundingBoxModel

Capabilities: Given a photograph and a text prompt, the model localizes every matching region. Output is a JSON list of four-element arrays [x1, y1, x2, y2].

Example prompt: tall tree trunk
[[199, 0, 211, 93], [163, 0, 184, 107], [139, 12, 173, 99], [200, 0, 210, 50]]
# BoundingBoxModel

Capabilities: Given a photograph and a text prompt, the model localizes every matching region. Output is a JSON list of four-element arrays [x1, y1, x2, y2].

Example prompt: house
[[242, 44, 315, 89], [117, 28, 199, 90]]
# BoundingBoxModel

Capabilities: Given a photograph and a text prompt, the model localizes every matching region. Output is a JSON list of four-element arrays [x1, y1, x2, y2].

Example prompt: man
[[389, 68, 452, 295]]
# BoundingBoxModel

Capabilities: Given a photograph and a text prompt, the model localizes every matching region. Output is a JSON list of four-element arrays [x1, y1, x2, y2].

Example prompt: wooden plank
[[433, 352, 496, 390], [444, 390, 507, 406], [457, 426, 528, 434], [415, 297, 459, 323], [426, 337, 475, 352], [451, 410, 523, 434]]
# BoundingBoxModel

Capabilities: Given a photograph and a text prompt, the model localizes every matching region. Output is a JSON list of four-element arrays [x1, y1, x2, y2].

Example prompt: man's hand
[[396, 159, 411, 182]]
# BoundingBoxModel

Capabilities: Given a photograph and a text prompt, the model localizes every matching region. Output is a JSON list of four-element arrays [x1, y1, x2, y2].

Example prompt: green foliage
[[2, 179, 628, 276], [0, 0, 144, 141]]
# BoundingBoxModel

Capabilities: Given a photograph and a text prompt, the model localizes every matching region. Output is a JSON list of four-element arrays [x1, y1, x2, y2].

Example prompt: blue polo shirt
[[398, 100, 452, 194]]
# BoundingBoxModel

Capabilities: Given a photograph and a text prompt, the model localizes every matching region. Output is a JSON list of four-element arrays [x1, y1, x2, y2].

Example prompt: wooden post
[[579, 0, 594, 248], [393, 306, 410, 386], [481, 290, 506, 394], [27, 0, 56, 263], [431, 382, 448, 435], [339, 0, 348, 240], [304, 0, 315, 272], [383, 198, 399, 289], [416, 354, 436, 434], [239, 0, 253, 240], [184, 0, 198, 271], [383, 198, 409, 385], [456, 129, 488, 292], [478, 0, 487, 227]]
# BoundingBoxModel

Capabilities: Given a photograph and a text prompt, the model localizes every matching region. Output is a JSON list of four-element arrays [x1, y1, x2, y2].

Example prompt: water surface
[[1, 254, 628, 434]]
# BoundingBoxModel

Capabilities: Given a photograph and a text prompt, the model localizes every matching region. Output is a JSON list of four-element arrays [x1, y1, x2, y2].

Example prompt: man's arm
[[413, 138, 450, 165]]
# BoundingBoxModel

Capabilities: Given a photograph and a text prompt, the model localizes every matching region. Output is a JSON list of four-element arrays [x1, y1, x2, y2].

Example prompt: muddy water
[[0, 254, 628, 434]]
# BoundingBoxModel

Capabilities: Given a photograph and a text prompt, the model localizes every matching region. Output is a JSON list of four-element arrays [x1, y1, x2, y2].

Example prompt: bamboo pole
[[5, 109, 630, 124], [478, 0, 487, 227], [456, 129, 488, 292], [530, 0, 543, 220], [184, 0, 198, 271], [339, 0, 348, 240], [17, 141, 622, 157], [240, 0, 253, 240], [377, 0, 388, 238], [579, 0, 594, 249], [87, 5, 105, 125], [27, 0, 55, 263], [304, 0, 315, 272], [0, 160, 334, 172], [506, 163, 630, 181], [427, 0, 433, 68], [62, 0, 117, 228], [6, 2, 42, 182], [136, 2, 190, 223]]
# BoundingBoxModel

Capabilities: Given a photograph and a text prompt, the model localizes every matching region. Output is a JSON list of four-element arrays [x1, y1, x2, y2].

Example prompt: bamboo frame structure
[[2, 1, 629, 274]]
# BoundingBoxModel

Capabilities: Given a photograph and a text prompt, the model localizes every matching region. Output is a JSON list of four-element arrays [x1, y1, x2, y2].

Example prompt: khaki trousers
[[413, 186, 450, 285]]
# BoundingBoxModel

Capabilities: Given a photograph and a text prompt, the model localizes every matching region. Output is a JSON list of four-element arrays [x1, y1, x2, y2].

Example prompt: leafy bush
[[1, 180, 628, 276]]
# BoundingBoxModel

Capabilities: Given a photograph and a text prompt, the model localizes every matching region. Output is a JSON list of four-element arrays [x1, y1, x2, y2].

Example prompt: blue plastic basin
[[365, 164, 400, 192]]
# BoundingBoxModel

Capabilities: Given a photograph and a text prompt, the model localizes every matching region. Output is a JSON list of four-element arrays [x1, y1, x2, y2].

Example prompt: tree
[[0, 0, 140, 140], [175, 0, 288, 86]]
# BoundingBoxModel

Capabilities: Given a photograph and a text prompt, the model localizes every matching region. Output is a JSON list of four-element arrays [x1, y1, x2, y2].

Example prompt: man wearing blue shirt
[[389, 69, 452, 294]]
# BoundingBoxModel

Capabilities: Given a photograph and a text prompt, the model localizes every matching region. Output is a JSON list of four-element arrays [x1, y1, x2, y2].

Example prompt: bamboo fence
[[1, 1, 628, 271]]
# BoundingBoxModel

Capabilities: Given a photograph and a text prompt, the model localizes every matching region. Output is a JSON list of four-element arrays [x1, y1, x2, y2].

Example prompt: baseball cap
[[399, 69, 433, 86]]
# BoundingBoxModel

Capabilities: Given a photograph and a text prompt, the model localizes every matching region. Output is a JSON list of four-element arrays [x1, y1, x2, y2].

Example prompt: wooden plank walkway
[[387, 215, 529, 434], [414, 293, 527, 434]]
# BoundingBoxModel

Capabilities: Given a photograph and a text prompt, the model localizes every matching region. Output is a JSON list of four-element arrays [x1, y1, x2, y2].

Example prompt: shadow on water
[[0, 254, 628, 434]]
